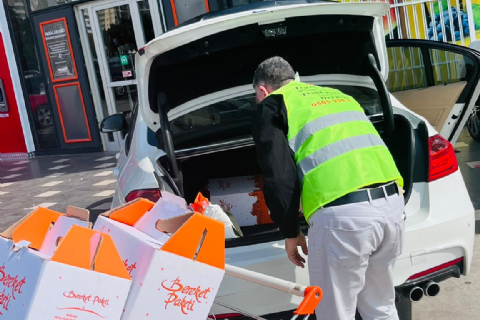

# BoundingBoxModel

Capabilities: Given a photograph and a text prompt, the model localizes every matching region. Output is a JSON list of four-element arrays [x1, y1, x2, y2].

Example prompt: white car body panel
[[111, 112, 163, 208]]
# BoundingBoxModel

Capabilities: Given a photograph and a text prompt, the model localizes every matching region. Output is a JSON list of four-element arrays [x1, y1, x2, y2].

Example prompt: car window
[[386, 46, 428, 92], [386, 45, 474, 93], [328, 85, 381, 117], [429, 49, 472, 85], [169, 85, 381, 136], [170, 93, 257, 135]]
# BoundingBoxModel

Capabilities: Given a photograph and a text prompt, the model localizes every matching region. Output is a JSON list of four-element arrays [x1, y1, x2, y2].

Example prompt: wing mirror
[[100, 113, 127, 133]]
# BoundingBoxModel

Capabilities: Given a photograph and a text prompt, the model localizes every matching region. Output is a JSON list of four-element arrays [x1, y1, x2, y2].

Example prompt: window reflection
[[82, 9, 113, 141], [138, 0, 155, 43], [97, 5, 137, 82], [7, 0, 59, 150]]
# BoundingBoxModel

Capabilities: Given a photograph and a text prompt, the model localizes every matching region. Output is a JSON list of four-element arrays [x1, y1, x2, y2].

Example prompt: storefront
[[4, 0, 480, 156], [1, 0, 232, 156]]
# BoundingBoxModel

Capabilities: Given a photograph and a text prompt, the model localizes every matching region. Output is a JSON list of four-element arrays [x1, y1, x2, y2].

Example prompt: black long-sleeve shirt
[[252, 94, 301, 239]]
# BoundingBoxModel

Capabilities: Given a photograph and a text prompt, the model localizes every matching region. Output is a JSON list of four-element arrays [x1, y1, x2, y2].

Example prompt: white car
[[100, 1, 477, 318]]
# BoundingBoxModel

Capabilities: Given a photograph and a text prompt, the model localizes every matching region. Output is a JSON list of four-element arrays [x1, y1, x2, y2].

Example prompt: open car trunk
[[162, 112, 425, 247]]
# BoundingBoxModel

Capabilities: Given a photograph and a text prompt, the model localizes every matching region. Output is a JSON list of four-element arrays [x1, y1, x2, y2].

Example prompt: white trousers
[[308, 192, 405, 320]]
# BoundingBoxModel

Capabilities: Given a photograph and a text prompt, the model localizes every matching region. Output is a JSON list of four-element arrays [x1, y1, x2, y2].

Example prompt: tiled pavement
[[0, 152, 118, 230]]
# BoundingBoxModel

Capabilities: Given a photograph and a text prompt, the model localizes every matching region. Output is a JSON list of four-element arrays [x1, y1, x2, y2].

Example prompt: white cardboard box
[[0, 207, 132, 320], [134, 192, 191, 240], [208, 175, 274, 227], [94, 197, 226, 320]]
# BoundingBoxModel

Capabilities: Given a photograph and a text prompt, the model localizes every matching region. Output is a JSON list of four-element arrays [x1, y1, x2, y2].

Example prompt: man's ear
[[259, 85, 270, 97]]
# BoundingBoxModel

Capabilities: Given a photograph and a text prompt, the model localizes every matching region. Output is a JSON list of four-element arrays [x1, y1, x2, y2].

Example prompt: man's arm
[[252, 95, 301, 239]]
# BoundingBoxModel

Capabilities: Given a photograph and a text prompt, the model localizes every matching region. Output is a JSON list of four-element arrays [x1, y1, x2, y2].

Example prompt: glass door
[[32, 7, 103, 152], [76, 0, 157, 151]]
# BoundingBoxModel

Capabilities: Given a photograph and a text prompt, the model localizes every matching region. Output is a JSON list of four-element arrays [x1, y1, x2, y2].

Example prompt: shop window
[[54, 83, 91, 142], [7, 0, 59, 150], [81, 9, 113, 142], [138, 0, 155, 43], [386, 46, 427, 92], [97, 5, 137, 82], [30, 0, 70, 11], [111, 85, 138, 114]]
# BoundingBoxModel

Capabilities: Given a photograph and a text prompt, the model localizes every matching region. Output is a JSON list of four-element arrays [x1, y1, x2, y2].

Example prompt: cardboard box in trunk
[[208, 175, 274, 227], [94, 194, 225, 320], [0, 206, 132, 320]]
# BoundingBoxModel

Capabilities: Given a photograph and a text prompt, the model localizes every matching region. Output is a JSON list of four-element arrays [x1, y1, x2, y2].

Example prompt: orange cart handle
[[293, 286, 323, 315], [225, 264, 323, 315]]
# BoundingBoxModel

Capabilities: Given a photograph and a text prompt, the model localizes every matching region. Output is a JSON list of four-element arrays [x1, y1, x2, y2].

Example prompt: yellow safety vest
[[272, 81, 403, 221]]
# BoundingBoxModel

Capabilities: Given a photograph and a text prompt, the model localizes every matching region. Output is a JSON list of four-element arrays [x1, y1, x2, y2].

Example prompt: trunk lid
[[137, 1, 390, 133]]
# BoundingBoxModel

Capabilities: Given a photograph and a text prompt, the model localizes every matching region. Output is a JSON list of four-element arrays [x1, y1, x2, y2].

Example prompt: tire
[[467, 107, 480, 141], [35, 104, 53, 128]]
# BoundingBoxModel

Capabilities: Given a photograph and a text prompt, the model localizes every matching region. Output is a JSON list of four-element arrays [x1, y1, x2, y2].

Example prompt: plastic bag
[[191, 193, 243, 239], [204, 204, 242, 239]]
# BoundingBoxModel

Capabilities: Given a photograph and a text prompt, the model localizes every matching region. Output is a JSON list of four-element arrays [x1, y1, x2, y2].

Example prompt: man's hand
[[285, 231, 308, 268]]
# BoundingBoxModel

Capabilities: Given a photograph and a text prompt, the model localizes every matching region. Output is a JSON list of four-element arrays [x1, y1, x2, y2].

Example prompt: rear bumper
[[393, 171, 475, 285], [396, 258, 463, 290]]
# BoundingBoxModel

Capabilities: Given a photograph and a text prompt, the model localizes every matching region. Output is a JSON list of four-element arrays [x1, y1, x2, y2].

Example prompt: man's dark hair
[[253, 56, 295, 91]]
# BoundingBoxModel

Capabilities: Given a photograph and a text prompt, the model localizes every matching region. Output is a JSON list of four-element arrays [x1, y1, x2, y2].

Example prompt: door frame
[[75, 0, 164, 151], [386, 39, 480, 145]]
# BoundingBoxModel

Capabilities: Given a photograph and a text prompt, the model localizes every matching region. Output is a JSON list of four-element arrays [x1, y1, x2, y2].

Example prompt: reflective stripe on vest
[[288, 110, 372, 152], [271, 81, 403, 221], [297, 133, 387, 180]]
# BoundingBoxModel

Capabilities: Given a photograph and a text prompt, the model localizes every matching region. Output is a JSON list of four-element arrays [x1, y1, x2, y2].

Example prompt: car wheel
[[467, 106, 480, 141], [36, 105, 53, 128]]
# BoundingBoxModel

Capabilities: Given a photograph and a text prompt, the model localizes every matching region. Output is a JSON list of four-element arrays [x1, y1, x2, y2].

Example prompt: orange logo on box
[[248, 176, 273, 225], [161, 277, 212, 315]]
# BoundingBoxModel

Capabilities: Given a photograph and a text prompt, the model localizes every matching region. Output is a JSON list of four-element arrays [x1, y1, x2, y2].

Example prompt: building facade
[[1, 0, 480, 157], [0, 0, 235, 157]]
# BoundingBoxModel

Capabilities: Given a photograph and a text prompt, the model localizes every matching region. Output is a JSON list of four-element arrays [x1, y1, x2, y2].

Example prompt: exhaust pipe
[[408, 286, 424, 302], [424, 281, 440, 297]]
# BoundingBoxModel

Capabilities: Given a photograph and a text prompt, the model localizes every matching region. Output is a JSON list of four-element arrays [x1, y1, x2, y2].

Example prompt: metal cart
[[209, 264, 323, 320]]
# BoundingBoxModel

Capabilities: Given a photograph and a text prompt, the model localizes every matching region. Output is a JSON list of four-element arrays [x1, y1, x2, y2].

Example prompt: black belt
[[324, 183, 399, 208]]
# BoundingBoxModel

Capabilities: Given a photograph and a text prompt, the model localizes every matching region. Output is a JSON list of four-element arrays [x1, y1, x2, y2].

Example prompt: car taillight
[[208, 314, 243, 319], [407, 257, 464, 280], [125, 189, 161, 203], [428, 134, 458, 182]]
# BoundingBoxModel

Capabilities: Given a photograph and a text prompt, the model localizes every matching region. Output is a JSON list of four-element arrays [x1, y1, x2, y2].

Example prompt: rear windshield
[[169, 85, 381, 141], [170, 93, 256, 136]]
